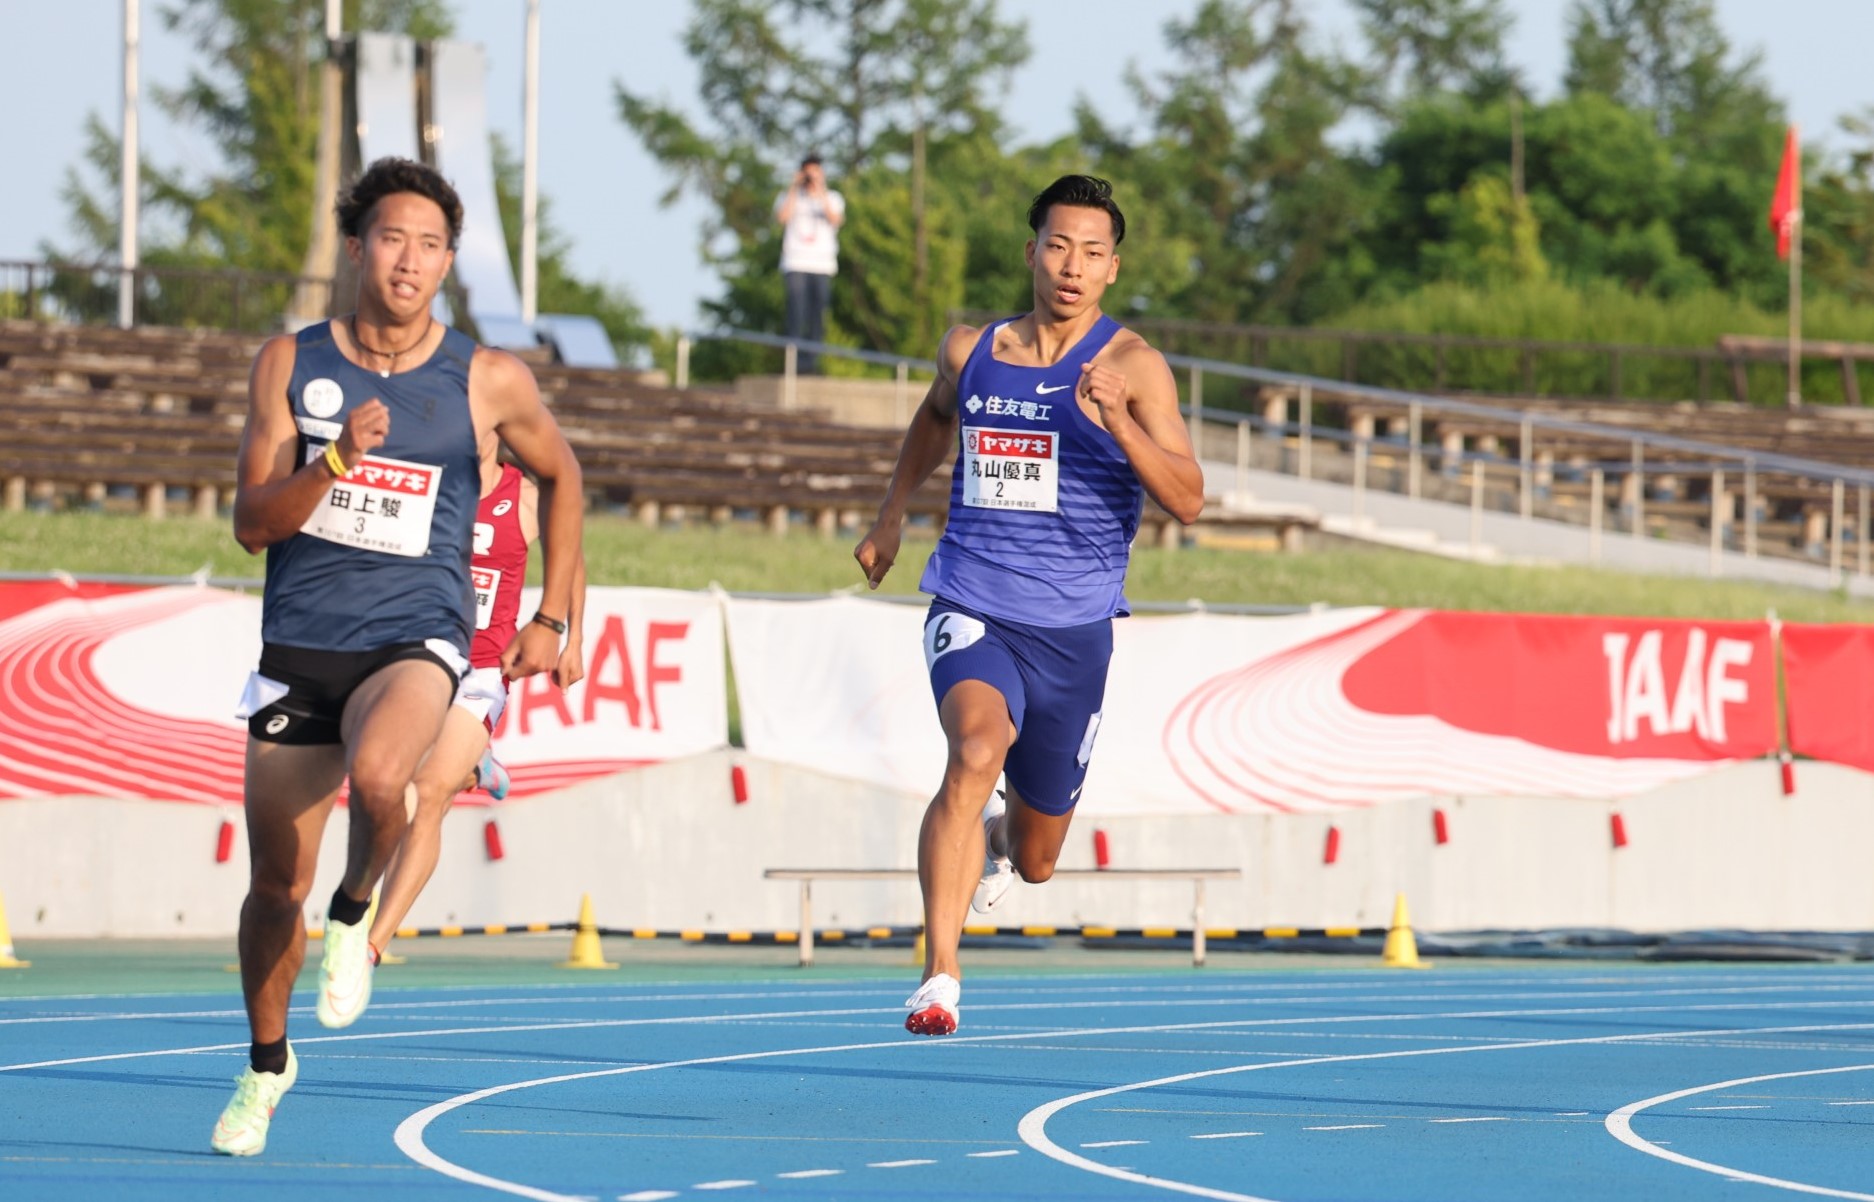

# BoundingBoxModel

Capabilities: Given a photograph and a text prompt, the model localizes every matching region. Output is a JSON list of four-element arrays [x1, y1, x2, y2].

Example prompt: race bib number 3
[[962, 427, 1058, 513], [299, 449, 441, 557]]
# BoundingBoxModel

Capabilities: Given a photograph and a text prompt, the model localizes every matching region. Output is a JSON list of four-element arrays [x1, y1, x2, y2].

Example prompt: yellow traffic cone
[[1380, 892, 1427, 969], [0, 889, 30, 969], [559, 893, 617, 970]]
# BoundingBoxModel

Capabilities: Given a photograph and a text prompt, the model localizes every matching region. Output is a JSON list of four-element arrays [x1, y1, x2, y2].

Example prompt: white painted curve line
[[1016, 1023, 1874, 1202], [1606, 1064, 1874, 1200], [867, 1159, 936, 1168], [371, 1012, 1874, 1202], [776, 1169, 842, 1178]]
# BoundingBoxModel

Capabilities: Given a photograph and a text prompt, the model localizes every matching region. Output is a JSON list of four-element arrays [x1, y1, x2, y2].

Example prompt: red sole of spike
[[905, 1005, 958, 1036]]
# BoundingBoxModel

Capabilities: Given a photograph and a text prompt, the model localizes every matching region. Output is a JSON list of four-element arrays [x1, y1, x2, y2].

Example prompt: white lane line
[[1191, 1132, 1262, 1140], [1428, 1117, 1511, 1124], [867, 1159, 936, 1168], [1557, 1111, 1591, 1116], [1082, 1140, 1146, 1148], [1304, 1125, 1383, 1131], [1829, 1101, 1874, 1107], [617, 1193, 677, 1201], [1688, 1105, 1768, 1111], [776, 1169, 842, 1178], [968, 1150, 1020, 1158], [14, 978, 1874, 1027], [1607, 1065, 1874, 1200], [1016, 1021, 1874, 1202], [24, 997, 1874, 1076], [692, 1182, 756, 1191]]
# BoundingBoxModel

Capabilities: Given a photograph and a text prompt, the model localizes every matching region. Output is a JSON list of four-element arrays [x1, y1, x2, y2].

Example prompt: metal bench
[[763, 866, 1243, 968]]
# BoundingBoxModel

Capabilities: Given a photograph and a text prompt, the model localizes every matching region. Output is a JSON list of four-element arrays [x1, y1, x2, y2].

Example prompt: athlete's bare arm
[[518, 476, 586, 690], [1080, 336, 1205, 525], [469, 348, 583, 680], [232, 335, 389, 553], [854, 325, 979, 589]]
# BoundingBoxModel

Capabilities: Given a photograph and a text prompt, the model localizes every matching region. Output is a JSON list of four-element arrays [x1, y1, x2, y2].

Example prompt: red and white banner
[[724, 598, 1779, 814], [0, 583, 726, 803], [1782, 623, 1874, 773]]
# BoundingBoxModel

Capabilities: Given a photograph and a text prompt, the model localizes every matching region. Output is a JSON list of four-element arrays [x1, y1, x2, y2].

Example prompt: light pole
[[520, 0, 540, 324], [118, 0, 140, 329]]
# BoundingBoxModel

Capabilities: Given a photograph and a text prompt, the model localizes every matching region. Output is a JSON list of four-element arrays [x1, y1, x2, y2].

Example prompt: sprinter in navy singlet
[[855, 176, 1204, 1036], [214, 158, 584, 1157]]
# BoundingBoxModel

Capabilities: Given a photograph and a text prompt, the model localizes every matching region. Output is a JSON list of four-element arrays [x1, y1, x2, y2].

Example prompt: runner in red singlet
[[365, 439, 587, 963]]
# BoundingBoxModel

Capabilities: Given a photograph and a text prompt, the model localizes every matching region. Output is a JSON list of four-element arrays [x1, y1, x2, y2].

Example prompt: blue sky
[[3, 1, 1869, 329]]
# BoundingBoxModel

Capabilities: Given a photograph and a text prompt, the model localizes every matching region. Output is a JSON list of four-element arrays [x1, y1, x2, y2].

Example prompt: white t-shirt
[[775, 188, 846, 276]]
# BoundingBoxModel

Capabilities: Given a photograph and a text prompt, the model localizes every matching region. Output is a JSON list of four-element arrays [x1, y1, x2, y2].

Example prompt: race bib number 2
[[299, 449, 441, 557], [962, 427, 1058, 513]]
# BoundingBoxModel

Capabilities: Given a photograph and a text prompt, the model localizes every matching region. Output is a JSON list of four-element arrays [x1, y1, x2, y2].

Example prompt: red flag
[[1769, 125, 1800, 260]]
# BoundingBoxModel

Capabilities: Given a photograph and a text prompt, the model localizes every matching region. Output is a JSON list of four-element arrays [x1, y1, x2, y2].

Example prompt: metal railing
[[0, 259, 333, 335], [955, 309, 1874, 409], [1167, 353, 1874, 582]]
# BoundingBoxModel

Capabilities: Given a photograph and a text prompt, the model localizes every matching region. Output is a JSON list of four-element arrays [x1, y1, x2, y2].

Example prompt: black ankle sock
[[250, 1036, 289, 1075], [327, 886, 370, 926]]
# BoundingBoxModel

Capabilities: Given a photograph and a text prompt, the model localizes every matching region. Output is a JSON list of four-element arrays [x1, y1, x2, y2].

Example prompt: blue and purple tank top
[[919, 314, 1144, 627]]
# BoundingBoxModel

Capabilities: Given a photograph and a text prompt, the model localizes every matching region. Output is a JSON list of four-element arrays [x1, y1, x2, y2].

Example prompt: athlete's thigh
[[1003, 780, 1076, 862], [340, 658, 455, 783], [412, 701, 491, 802], [1001, 618, 1113, 814], [243, 737, 347, 875], [925, 602, 1027, 737]]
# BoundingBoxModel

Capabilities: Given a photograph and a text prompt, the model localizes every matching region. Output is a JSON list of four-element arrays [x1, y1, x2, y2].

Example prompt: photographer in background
[[773, 153, 846, 375]]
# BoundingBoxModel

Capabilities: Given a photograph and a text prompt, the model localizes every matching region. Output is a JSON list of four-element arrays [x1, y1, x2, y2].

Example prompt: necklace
[[350, 314, 433, 378]]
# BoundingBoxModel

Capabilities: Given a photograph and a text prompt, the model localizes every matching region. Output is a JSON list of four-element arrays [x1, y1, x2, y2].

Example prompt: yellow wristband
[[323, 441, 351, 478]]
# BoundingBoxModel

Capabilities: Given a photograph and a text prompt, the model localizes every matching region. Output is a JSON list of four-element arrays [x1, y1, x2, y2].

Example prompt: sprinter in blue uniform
[[212, 158, 583, 1155], [855, 175, 1204, 1035]]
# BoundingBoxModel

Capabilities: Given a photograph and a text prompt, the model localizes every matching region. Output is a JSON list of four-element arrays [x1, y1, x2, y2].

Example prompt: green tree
[[1353, 0, 1515, 106], [1562, 0, 1785, 300], [616, 0, 1030, 374], [1078, 0, 1375, 325]]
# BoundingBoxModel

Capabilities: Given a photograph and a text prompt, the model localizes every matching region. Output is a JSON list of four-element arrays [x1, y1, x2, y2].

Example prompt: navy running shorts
[[237, 640, 466, 745], [923, 597, 1112, 816]]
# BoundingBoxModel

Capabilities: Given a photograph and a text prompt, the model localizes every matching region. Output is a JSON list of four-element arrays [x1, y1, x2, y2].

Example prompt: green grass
[[4, 508, 1873, 622]]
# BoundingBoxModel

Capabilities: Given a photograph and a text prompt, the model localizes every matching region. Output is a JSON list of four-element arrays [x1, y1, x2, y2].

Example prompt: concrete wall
[[4, 751, 1873, 938]]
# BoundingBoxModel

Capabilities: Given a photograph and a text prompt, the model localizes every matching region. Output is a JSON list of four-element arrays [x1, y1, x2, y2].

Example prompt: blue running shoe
[[477, 750, 511, 801]]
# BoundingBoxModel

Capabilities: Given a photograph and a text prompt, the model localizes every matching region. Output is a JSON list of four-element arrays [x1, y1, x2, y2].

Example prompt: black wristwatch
[[531, 612, 568, 635]]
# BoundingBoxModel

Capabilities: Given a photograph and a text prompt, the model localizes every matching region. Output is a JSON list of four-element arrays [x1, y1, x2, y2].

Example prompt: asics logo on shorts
[[265, 714, 290, 735]]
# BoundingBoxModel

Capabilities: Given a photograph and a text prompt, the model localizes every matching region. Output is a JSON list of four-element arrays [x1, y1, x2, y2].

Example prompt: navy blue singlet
[[260, 321, 480, 654], [919, 315, 1145, 627]]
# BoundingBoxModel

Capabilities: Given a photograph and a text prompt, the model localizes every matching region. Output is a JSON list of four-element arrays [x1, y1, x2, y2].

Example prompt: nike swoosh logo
[[1034, 382, 1070, 395]]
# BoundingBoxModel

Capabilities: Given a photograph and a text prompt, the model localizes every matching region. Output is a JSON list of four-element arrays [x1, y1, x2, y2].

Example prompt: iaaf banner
[[0, 584, 726, 803], [1781, 623, 1874, 774], [724, 599, 1779, 814]]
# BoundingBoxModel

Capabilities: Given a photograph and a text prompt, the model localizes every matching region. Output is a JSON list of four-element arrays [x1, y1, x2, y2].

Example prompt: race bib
[[299, 449, 441, 557], [962, 427, 1058, 513], [924, 610, 987, 672], [472, 566, 501, 630]]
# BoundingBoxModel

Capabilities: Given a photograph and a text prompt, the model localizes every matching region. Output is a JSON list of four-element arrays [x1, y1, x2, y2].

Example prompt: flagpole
[[1788, 125, 1802, 408]]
